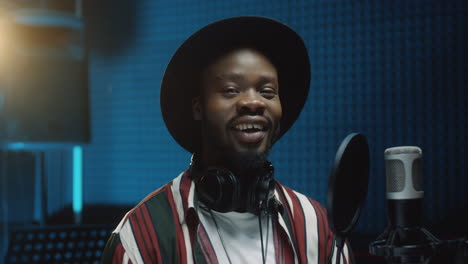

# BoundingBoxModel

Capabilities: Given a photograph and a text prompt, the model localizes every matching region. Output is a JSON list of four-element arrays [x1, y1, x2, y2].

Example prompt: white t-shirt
[[198, 205, 275, 263]]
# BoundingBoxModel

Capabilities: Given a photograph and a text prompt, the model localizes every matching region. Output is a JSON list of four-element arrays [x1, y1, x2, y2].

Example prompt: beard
[[198, 116, 278, 212], [202, 122, 275, 179], [199, 110, 281, 182], [222, 149, 270, 183]]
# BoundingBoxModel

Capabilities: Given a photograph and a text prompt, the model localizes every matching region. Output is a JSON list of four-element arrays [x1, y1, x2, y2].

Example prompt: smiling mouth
[[231, 122, 268, 145], [234, 123, 266, 131]]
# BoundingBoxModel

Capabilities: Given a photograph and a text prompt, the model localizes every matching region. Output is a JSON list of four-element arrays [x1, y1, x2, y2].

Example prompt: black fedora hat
[[161, 16, 310, 153]]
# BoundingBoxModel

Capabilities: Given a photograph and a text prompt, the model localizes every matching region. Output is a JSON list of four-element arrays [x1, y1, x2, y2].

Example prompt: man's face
[[193, 48, 282, 166]]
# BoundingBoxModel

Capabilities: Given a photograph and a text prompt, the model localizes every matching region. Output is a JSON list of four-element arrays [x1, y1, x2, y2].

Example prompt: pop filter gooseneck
[[327, 133, 370, 264]]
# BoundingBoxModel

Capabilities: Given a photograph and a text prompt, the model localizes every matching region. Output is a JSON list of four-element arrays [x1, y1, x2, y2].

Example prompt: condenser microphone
[[370, 146, 444, 264], [385, 146, 424, 229], [371, 146, 467, 264]]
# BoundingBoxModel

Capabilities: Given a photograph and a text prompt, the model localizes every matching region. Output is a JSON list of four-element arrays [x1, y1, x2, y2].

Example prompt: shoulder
[[116, 170, 191, 231], [274, 181, 328, 220], [103, 173, 188, 264], [105, 181, 173, 243], [116, 181, 174, 233], [274, 181, 333, 243], [274, 181, 337, 263]]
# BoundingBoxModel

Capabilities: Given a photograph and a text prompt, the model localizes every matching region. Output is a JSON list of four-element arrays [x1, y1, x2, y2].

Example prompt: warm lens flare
[[0, 17, 8, 77]]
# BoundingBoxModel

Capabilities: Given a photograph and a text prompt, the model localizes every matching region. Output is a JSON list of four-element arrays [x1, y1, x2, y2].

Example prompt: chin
[[236, 138, 271, 153], [223, 147, 270, 172]]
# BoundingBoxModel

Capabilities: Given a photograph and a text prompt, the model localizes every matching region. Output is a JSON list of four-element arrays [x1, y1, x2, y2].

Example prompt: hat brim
[[161, 16, 310, 153]]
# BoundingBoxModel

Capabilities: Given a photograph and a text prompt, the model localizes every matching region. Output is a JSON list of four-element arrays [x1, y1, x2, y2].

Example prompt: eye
[[260, 87, 277, 99], [223, 86, 239, 96]]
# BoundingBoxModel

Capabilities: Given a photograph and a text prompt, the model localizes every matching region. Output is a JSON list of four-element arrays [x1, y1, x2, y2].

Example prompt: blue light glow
[[5, 142, 25, 150], [73, 146, 83, 214]]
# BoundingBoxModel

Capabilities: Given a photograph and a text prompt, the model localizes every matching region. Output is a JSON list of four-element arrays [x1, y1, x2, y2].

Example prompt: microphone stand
[[369, 225, 444, 264]]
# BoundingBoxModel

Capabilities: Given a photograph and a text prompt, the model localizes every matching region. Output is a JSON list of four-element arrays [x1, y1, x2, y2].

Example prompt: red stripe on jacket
[[140, 203, 163, 263], [283, 187, 308, 263], [112, 243, 125, 264], [197, 223, 219, 264], [165, 183, 188, 263], [308, 198, 328, 264], [129, 206, 155, 263]]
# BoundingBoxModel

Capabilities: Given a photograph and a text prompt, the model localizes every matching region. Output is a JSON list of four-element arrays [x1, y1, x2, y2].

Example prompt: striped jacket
[[102, 171, 350, 264]]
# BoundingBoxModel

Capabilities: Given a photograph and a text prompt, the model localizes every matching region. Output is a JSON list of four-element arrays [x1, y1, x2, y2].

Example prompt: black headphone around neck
[[189, 154, 276, 214]]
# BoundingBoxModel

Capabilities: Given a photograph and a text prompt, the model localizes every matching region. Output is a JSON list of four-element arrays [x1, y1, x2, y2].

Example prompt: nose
[[237, 89, 266, 115]]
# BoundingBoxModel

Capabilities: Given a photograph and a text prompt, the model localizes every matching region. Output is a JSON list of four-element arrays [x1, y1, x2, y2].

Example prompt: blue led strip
[[73, 146, 83, 215]]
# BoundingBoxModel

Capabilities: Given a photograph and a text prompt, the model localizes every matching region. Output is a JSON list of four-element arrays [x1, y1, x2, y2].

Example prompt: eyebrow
[[217, 73, 243, 81], [217, 73, 277, 84]]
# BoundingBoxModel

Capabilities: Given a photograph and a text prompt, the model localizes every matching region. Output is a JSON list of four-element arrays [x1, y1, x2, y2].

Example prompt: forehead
[[202, 48, 277, 77]]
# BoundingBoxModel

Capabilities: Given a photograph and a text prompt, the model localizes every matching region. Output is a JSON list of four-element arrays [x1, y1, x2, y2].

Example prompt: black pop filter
[[327, 133, 370, 237]]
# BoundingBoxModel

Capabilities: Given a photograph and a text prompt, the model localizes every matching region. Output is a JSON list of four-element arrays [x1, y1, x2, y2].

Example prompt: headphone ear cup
[[257, 178, 272, 200], [219, 169, 241, 212], [246, 163, 275, 214], [197, 168, 241, 212]]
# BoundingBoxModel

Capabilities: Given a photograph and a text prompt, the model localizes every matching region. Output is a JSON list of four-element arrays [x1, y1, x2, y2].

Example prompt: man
[[102, 17, 350, 264]]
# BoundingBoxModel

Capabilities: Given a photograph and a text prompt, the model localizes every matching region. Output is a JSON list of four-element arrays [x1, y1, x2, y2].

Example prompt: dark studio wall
[[82, 0, 466, 236], [0, 1, 466, 256]]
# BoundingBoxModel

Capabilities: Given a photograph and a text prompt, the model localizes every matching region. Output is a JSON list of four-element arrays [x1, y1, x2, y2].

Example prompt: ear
[[192, 96, 203, 121]]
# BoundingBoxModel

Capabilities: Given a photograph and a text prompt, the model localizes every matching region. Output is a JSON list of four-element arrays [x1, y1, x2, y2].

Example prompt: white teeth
[[235, 123, 264, 131]]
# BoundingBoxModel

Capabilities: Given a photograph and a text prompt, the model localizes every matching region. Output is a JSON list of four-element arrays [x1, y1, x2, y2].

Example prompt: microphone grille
[[386, 160, 405, 192], [385, 146, 422, 155], [412, 158, 423, 191]]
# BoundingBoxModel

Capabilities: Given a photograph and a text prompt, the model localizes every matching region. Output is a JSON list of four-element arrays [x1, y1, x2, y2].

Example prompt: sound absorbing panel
[[5, 225, 112, 264], [0, 9, 89, 145]]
